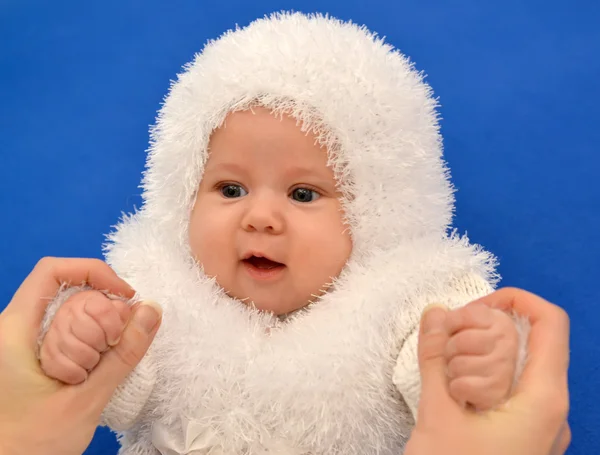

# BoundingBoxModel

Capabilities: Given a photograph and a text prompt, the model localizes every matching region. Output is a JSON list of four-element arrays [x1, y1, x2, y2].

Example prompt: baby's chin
[[224, 289, 311, 316]]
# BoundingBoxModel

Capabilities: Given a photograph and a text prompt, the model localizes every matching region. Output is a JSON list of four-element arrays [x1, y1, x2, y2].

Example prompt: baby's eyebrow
[[285, 166, 333, 180], [205, 162, 245, 174]]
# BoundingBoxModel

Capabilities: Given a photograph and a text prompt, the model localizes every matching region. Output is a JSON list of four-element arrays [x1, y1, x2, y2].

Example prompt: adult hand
[[0, 257, 162, 455], [405, 287, 570, 455]]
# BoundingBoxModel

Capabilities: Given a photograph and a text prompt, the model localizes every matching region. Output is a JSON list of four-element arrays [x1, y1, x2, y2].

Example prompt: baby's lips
[[241, 251, 285, 266], [244, 256, 285, 269]]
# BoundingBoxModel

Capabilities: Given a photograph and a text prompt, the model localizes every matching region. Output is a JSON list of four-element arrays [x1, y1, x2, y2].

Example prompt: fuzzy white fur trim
[[133, 11, 453, 261], [106, 213, 497, 454]]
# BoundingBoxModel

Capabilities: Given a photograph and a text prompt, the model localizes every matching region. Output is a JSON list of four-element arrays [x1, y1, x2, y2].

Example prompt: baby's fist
[[444, 302, 519, 410], [39, 290, 131, 384]]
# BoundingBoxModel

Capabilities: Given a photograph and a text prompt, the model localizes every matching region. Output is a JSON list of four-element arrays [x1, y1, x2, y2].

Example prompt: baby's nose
[[242, 197, 285, 234]]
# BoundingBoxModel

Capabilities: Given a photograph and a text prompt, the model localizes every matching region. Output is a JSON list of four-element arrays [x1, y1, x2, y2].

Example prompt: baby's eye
[[220, 184, 248, 198], [290, 188, 320, 203]]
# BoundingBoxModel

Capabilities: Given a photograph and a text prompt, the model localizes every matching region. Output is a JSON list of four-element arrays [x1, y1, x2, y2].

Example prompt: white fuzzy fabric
[[39, 12, 530, 455], [135, 12, 453, 258], [108, 226, 497, 454]]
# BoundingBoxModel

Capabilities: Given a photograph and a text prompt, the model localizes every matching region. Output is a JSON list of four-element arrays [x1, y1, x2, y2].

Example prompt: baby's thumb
[[83, 301, 162, 413], [415, 304, 454, 422]]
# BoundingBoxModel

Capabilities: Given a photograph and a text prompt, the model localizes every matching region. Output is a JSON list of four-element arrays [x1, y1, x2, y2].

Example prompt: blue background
[[1, 1, 598, 453]]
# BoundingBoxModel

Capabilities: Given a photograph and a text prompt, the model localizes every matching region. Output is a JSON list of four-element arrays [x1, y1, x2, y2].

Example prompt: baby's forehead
[[209, 107, 321, 146], [204, 107, 336, 178]]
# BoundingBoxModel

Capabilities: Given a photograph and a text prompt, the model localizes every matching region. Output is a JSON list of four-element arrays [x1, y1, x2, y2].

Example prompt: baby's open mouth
[[242, 256, 285, 270]]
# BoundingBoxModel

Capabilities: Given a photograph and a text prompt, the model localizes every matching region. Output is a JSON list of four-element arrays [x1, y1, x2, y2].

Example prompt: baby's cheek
[[192, 225, 231, 271]]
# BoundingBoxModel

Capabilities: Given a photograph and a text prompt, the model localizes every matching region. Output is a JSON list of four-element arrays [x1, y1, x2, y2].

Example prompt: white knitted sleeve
[[99, 350, 156, 430], [37, 284, 156, 431], [392, 274, 530, 419]]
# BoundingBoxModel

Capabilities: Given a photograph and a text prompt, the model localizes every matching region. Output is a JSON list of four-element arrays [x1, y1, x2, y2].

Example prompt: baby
[[38, 13, 527, 455]]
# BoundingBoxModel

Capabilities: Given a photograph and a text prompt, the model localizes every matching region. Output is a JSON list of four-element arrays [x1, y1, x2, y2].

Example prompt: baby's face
[[189, 107, 352, 315]]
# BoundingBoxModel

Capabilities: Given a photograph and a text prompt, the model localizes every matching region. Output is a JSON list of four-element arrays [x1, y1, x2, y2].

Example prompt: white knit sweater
[[40, 13, 528, 455]]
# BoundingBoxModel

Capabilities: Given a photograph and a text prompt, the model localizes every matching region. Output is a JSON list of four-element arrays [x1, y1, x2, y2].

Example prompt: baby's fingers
[[447, 355, 502, 379], [445, 329, 495, 358], [74, 295, 130, 348], [70, 311, 111, 352], [447, 354, 515, 410], [40, 330, 89, 385], [59, 330, 101, 371], [448, 376, 498, 409]]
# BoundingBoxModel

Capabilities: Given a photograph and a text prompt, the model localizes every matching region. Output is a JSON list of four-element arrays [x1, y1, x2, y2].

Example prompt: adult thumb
[[415, 304, 454, 421], [83, 301, 162, 411]]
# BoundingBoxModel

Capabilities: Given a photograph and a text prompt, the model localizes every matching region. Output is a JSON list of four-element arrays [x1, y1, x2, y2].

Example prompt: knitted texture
[[101, 351, 156, 430]]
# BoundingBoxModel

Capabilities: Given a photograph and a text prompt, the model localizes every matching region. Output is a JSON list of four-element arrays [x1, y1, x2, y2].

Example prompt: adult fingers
[[550, 422, 571, 455], [415, 304, 456, 424], [80, 301, 162, 416], [7, 257, 135, 346]]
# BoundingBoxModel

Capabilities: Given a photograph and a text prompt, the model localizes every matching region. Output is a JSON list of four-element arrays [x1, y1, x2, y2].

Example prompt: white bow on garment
[[151, 415, 307, 455]]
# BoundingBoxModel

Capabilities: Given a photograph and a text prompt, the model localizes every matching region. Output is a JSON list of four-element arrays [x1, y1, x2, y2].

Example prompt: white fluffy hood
[[104, 12, 497, 455], [131, 11, 454, 260]]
